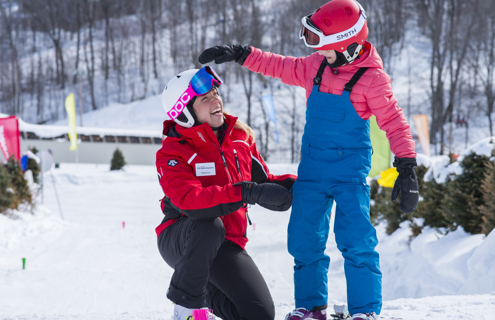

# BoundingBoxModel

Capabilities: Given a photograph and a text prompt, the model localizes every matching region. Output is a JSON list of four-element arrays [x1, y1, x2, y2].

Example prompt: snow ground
[[1, 163, 494, 320]]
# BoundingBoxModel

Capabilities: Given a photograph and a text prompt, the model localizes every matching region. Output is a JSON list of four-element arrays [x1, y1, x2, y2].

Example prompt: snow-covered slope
[[1, 163, 494, 320]]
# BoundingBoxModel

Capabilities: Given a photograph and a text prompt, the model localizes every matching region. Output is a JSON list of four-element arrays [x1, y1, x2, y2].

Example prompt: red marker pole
[[122, 221, 126, 229]]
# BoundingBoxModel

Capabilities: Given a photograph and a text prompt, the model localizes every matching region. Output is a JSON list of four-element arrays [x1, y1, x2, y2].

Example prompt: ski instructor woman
[[155, 66, 296, 320]]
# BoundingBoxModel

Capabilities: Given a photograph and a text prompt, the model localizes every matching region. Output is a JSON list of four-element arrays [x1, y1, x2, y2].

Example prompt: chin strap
[[327, 51, 348, 68], [328, 43, 363, 68]]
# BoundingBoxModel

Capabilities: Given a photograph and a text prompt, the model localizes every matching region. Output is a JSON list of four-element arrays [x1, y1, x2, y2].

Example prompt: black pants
[[157, 217, 275, 320]]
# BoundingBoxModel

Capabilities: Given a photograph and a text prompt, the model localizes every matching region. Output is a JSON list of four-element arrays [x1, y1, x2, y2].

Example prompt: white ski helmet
[[162, 67, 223, 128], [162, 69, 199, 128]]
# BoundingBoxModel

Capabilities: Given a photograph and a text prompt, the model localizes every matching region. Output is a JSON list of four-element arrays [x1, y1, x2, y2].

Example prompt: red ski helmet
[[300, 0, 368, 59]]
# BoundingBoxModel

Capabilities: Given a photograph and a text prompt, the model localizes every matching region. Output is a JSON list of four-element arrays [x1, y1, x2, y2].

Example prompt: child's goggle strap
[[299, 2, 367, 48]]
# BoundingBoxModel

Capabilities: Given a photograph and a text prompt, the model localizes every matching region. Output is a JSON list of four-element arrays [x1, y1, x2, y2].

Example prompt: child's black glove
[[391, 157, 419, 213], [235, 181, 293, 211], [198, 44, 251, 65]]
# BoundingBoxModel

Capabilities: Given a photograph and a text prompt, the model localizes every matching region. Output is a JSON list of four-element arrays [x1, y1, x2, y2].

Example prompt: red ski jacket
[[155, 114, 296, 249], [243, 42, 416, 158]]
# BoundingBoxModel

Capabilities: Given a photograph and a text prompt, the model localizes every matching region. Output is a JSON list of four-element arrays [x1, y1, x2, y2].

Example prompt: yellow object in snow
[[377, 167, 398, 188], [65, 93, 78, 151]]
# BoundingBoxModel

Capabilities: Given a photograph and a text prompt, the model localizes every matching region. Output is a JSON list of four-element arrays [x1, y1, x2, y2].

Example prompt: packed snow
[[2, 77, 495, 320], [1, 161, 494, 320]]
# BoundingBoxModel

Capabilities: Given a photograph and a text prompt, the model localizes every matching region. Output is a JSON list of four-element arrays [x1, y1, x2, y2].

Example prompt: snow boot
[[285, 307, 327, 320], [173, 304, 218, 320], [350, 313, 377, 320]]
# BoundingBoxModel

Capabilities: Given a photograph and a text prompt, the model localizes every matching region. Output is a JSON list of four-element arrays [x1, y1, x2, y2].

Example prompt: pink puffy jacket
[[243, 43, 416, 158]]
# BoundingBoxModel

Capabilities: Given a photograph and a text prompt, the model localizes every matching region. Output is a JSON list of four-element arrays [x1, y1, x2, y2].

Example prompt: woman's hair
[[223, 111, 255, 142]]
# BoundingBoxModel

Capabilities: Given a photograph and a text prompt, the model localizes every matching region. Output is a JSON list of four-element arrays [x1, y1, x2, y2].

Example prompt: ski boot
[[350, 313, 378, 320], [330, 304, 350, 319], [285, 307, 327, 320], [173, 304, 218, 320]]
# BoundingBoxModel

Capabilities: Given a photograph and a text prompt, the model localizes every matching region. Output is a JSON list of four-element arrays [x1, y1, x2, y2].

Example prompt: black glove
[[391, 157, 419, 213], [236, 181, 293, 211], [198, 44, 251, 65]]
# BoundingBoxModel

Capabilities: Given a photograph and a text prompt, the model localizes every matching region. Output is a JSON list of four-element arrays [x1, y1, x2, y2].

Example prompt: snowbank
[[378, 220, 491, 300]]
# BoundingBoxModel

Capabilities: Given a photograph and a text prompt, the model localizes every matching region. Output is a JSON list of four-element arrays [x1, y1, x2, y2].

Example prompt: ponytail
[[223, 111, 255, 142]]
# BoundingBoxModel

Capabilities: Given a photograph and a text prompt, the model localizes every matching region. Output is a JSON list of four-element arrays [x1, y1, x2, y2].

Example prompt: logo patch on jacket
[[195, 162, 216, 176], [168, 159, 178, 167]]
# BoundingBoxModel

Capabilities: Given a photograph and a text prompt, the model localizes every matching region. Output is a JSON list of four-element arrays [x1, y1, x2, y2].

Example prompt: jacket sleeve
[[242, 46, 309, 89], [157, 153, 244, 220], [366, 71, 416, 158], [249, 140, 297, 190]]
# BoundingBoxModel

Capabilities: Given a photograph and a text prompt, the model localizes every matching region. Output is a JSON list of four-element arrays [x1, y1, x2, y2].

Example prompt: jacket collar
[[315, 41, 383, 72], [162, 114, 238, 148]]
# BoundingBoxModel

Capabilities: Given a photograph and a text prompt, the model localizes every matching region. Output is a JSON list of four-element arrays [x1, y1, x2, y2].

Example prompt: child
[[199, 1, 419, 319]]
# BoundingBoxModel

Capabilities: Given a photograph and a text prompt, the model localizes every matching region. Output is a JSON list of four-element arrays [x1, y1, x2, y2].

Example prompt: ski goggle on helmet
[[300, 0, 368, 53], [162, 66, 223, 128]]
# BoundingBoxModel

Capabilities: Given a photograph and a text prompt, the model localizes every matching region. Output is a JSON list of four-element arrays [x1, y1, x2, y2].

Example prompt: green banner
[[369, 115, 391, 177]]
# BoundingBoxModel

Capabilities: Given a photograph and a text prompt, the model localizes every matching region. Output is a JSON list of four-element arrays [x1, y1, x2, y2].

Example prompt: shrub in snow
[[0, 164, 14, 214], [27, 147, 41, 184], [370, 179, 404, 235], [441, 152, 490, 235], [479, 161, 495, 235], [110, 148, 126, 171], [3, 157, 32, 211], [412, 165, 449, 234], [372, 147, 495, 237]]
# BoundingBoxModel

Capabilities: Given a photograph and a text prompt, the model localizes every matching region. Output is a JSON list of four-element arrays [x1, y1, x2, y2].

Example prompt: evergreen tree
[[4, 157, 32, 209], [369, 179, 405, 235], [110, 148, 126, 171], [0, 164, 13, 214], [413, 165, 449, 232], [27, 147, 41, 184], [479, 161, 495, 236], [441, 152, 488, 234], [369, 180, 382, 225]]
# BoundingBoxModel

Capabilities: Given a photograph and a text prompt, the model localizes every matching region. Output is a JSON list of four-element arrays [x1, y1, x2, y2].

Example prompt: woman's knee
[[192, 217, 226, 241], [238, 301, 275, 320]]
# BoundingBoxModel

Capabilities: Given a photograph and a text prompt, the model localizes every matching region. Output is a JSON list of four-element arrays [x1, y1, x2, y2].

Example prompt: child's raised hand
[[199, 44, 251, 65]]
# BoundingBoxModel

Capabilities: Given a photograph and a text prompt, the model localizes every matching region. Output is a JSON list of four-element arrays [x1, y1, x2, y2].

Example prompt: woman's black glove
[[198, 44, 251, 65], [235, 181, 293, 211], [391, 157, 419, 213]]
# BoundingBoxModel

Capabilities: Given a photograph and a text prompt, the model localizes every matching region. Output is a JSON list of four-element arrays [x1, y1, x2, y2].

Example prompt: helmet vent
[[323, 18, 332, 27], [345, 7, 352, 15]]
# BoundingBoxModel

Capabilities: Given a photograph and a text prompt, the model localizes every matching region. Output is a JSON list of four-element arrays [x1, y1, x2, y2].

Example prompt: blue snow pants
[[288, 66, 382, 315]]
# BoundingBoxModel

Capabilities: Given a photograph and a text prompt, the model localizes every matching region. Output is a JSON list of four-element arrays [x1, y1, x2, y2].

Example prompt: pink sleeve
[[367, 72, 416, 158], [243, 46, 309, 89]]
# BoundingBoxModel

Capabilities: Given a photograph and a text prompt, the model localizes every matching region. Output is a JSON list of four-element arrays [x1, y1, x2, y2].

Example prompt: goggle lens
[[301, 26, 321, 46], [190, 66, 223, 96]]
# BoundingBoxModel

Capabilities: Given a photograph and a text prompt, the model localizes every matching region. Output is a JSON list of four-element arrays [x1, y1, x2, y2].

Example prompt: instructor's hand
[[236, 181, 293, 211], [198, 44, 251, 65], [391, 157, 419, 213]]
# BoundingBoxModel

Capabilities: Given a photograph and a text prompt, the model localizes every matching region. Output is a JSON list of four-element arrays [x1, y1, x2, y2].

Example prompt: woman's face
[[318, 50, 337, 64], [192, 88, 224, 129]]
